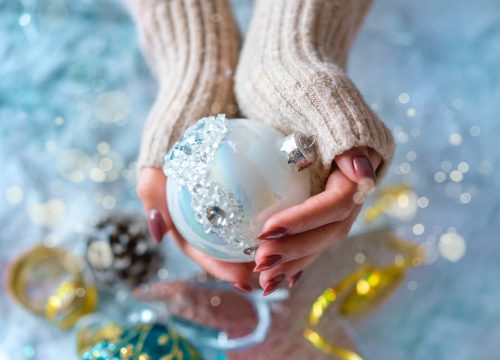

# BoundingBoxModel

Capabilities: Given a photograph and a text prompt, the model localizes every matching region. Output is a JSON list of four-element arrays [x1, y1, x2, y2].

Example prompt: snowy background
[[1, 0, 499, 359]]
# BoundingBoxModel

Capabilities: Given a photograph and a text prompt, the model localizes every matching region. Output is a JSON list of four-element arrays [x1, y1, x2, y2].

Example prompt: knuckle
[[334, 205, 352, 221], [296, 200, 321, 230], [136, 178, 155, 200], [324, 201, 351, 223]]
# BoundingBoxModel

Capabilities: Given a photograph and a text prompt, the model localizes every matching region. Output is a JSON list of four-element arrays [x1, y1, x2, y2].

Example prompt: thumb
[[334, 147, 382, 186], [137, 167, 170, 243]]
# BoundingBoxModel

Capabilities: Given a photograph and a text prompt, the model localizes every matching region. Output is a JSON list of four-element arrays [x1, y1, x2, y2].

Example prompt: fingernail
[[258, 227, 289, 240], [263, 274, 286, 296], [288, 271, 303, 288], [353, 155, 376, 183], [253, 255, 283, 272], [233, 283, 252, 293], [147, 209, 167, 243]]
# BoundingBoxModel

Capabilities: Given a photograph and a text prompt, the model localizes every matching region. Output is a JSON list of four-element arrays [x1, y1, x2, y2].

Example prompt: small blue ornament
[[81, 323, 202, 360]]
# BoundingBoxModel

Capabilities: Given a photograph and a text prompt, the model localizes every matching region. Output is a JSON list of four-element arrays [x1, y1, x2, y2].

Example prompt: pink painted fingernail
[[258, 227, 289, 240], [233, 283, 252, 293], [263, 274, 286, 296], [288, 271, 303, 288], [147, 209, 167, 243], [253, 255, 283, 272], [353, 155, 376, 183]]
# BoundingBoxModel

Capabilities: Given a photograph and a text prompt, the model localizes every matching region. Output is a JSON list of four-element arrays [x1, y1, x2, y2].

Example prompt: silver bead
[[280, 131, 317, 171]]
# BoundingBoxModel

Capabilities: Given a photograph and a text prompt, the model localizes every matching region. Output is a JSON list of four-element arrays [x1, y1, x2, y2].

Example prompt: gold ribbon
[[45, 279, 98, 329], [304, 234, 423, 359], [6, 245, 98, 329]]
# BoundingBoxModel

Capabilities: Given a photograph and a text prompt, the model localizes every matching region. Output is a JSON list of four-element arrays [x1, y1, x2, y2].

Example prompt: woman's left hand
[[254, 147, 382, 295]]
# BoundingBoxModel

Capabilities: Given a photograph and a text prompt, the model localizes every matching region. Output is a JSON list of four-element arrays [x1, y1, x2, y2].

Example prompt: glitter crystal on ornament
[[164, 114, 315, 262], [85, 214, 163, 287]]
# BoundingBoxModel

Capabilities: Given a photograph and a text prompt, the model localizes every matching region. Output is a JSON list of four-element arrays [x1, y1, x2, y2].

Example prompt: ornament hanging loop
[[280, 131, 318, 171], [304, 134, 317, 149]]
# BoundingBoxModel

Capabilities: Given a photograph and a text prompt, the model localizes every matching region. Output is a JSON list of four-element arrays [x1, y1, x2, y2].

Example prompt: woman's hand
[[137, 168, 255, 292], [254, 147, 382, 295], [137, 145, 381, 295]]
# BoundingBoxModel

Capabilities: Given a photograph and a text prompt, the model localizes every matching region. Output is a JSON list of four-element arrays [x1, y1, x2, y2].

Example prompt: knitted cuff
[[305, 68, 395, 193], [134, 0, 239, 169], [235, 0, 394, 193]]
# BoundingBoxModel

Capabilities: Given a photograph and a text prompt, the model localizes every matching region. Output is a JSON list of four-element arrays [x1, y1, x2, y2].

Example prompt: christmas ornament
[[74, 277, 274, 359], [78, 322, 202, 360], [85, 213, 163, 288], [5, 245, 98, 329], [164, 114, 316, 262]]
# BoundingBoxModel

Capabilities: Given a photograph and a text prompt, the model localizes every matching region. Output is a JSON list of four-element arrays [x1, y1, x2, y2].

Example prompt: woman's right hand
[[137, 167, 255, 293]]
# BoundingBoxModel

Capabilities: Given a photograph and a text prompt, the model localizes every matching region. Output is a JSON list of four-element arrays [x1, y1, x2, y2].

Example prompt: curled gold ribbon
[[45, 279, 98, 329], [304, 234, 423, 359], [6, 245, 98, 329]]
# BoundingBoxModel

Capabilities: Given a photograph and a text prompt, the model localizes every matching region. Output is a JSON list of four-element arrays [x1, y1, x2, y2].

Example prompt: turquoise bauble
[[80, 323, 201, 360], [164, 115, 315, 262]]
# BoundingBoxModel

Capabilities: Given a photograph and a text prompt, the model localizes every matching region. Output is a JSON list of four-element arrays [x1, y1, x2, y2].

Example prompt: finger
[[335, 147, 382, 186], [259, 170, 357, 238], [168, 225, 254, 287], [137, 167, 170, 224], [258, 252, 319, 291], [255, 205, 362, 268], [137, 167, 170, 242]]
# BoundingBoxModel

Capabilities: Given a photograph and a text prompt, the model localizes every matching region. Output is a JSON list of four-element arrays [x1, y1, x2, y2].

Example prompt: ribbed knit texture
[[235, 0, 395, 193], [135, 0, 240, 169]]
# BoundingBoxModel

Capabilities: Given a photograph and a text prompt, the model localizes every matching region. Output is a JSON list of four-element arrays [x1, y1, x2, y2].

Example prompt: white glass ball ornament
[[164, 114, 317, 262]]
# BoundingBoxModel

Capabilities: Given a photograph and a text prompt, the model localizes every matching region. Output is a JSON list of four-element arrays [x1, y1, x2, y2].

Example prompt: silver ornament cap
[[280, 131, 317, 171]]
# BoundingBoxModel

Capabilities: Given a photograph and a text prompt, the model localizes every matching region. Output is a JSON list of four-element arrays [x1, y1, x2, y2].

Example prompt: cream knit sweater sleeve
[[235, 0, 395, 193], [134, 0, 394, 194], [134, 0, 240, 169]]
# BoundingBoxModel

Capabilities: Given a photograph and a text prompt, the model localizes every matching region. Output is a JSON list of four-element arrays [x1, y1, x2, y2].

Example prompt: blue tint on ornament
[[177, 186, 229, 255], [167, 119, 311, 262]]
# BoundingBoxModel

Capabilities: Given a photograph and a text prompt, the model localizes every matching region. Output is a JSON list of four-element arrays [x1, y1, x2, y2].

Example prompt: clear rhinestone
[[167, 148, 180, 160], [164, 114, 259, 250], [185, 134, 202, 145], [206, 206, 226, 227], [181, 145, 192, 155]]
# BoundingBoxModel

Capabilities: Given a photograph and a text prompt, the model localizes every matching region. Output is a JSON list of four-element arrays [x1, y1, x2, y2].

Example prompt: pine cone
[[85, 213, 162, 288]]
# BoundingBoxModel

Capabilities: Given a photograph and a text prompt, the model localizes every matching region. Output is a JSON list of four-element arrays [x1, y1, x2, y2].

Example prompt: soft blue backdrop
[[1, 0, 499, 359]]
